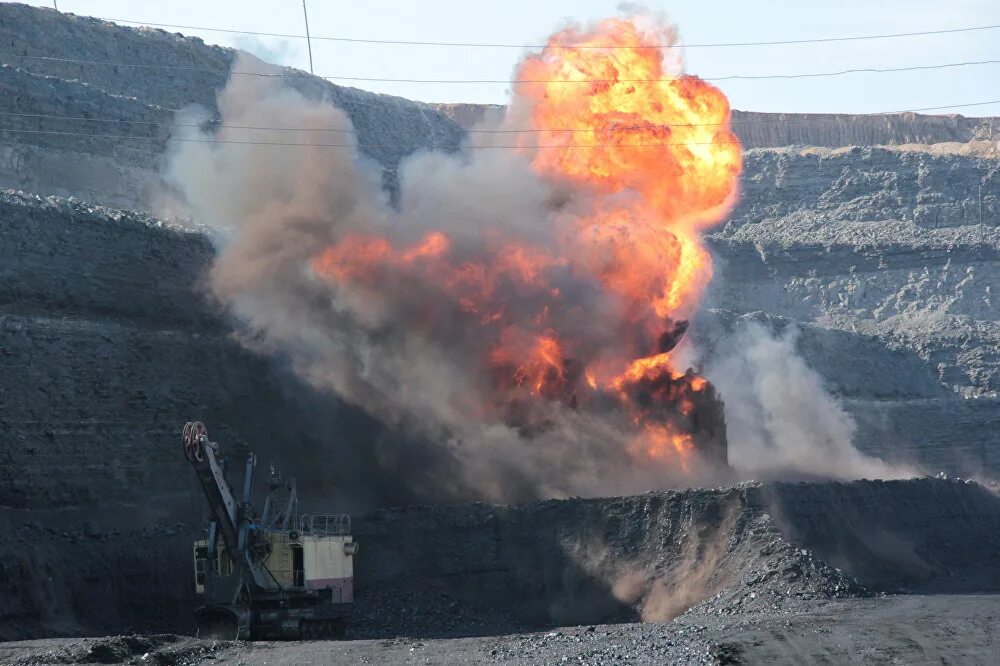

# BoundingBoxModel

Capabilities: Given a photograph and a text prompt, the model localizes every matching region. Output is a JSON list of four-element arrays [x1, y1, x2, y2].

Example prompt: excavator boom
[[183, 422, 242, 559]]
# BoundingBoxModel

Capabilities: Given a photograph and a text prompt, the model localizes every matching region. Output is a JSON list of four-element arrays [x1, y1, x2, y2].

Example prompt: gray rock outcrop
[[434, 103, 999, 149], [0, 3, 463, 207], [701, 145, 1000, 469]]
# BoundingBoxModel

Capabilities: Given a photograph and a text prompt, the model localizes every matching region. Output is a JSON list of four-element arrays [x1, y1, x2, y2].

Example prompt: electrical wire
[[78, 15, 1000, 50], [2, 126, 997, 152], [0, 126, 743, 147], [2, 52, 997, 84], [320, 59, 1000, 84], [0, 100, 996, 134]]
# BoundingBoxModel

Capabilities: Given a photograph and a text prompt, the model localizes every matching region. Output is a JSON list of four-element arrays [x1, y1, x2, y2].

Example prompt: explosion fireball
[[312, 16, 742, 474]]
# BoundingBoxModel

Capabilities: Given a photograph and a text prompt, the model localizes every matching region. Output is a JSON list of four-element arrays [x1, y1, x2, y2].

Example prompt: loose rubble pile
[[682, 512, 868, 619], [10, 594, 996, 665]]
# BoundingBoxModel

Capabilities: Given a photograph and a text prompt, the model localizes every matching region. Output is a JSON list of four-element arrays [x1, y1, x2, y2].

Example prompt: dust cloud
[[560, 500, 739, 624], [705, 322, 916, 481]]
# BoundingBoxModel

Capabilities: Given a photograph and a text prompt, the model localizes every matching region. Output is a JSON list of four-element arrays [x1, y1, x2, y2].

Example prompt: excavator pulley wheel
[[183, 421, 208, 463]]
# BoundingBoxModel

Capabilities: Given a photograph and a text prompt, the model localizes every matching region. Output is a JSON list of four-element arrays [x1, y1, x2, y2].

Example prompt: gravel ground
[[4, 594, 997, 665]]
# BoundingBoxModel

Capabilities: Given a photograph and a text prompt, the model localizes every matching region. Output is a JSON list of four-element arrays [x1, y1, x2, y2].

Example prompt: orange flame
[[632, 424, 696, 473], [311, 16, 741, 473], [490, 330, 566, 397], [518, 17, 741, 325]]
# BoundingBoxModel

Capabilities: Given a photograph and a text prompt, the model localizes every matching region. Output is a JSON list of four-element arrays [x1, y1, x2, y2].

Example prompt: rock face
[[434, 103, 999, 149], [2, 0, 1000, 642], [703, 145, 1000, 469], [0, 192, 425, 639], [0, 3, 464, 207], [0, 193, 215, 638], [0, 10, 470, 640], [728, 111, 998, 150]]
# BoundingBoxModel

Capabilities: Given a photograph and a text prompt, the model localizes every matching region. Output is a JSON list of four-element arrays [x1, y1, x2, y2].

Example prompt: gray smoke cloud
[[162, 55, 725, 503], [704, 322, 915, 480], [163, 55, 908, 504]]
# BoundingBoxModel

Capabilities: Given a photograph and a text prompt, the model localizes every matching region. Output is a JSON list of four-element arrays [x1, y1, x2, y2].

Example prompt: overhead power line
[[80, 15, 1000, 49], [317, 59, 1000, 84], [3, 124, 999, 151], [2, 52, 997, 84], [0, 100, 996, 135], [0, 126, 748, 147]]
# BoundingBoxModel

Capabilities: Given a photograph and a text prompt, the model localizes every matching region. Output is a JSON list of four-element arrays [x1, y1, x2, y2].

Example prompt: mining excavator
[[183, 421, 357, 640]]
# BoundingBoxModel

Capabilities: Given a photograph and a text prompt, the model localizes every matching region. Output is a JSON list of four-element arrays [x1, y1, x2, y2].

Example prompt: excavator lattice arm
[[183, 421, 248, 561]]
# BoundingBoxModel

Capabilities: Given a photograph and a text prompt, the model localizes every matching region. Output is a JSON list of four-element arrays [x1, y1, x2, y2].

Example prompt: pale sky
[[15, 0, 1000, 115]]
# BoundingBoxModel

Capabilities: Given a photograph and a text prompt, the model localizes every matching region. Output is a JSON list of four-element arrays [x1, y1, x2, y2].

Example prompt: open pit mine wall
[[0, 188, 463, 639], [2, 184, 997, 640], [0, 3, 465, 209], [704, 146, 1000, 471], [1, 0, 999, 641], [432, 103, 999, 149], [1, 4, 996, 212], [0, 194, 319, 638]]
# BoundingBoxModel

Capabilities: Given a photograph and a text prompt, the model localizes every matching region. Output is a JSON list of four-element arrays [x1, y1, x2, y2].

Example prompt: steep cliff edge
[[347, 478, 1000, 636], [433, 103, 999, 149]]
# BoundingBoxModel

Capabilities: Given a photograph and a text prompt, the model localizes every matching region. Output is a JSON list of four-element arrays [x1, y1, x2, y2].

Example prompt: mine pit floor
[[2, 594, 997, 665]]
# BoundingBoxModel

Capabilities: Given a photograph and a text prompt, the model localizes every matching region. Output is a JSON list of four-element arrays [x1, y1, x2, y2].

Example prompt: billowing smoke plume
[[163, 15, 904, 503], [164, 13, 746, 503], [705, 323, 915, 480]]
